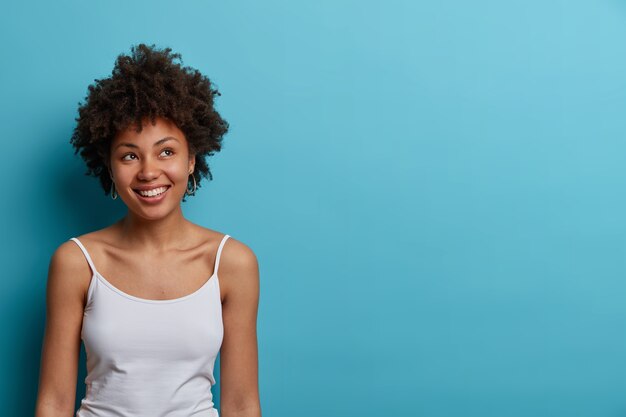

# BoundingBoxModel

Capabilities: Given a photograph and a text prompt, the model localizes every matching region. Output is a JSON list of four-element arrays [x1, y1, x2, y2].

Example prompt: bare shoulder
[[73, 227, 114, 247], [48, 238, 93, 307], [218, 234, 260, 303], [193, 224, 258, 267], [222, 235, 258, 270], [50, 224, 118, 303], [50, 239, 85, 270]]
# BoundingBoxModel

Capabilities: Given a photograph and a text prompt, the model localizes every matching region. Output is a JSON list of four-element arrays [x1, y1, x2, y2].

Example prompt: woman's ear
[[188, 154, 196, 173]]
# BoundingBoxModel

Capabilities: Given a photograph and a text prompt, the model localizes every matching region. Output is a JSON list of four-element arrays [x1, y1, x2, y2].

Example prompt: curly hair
[[70, 43, 228, 201]]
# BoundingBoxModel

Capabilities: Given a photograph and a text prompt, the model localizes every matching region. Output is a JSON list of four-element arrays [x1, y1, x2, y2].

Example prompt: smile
[[133, 186, 171, 198]]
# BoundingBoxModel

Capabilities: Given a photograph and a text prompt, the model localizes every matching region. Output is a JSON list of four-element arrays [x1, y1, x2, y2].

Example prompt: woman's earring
[[186, 171, 197, 196], [110, 172, 118, 200]]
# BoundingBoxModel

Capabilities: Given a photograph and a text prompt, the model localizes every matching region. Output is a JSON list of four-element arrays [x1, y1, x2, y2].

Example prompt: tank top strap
[[69, 237, 98, 276], [213, 234, 230, 276]]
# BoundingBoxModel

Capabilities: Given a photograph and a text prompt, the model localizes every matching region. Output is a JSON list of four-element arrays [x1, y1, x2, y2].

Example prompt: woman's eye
[[121, 150, 172, 161]]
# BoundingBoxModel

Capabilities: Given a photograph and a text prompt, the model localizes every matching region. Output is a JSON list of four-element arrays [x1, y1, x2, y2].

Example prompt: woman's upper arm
[[36, 241, 90, 415], [219, 238, 262, 415]]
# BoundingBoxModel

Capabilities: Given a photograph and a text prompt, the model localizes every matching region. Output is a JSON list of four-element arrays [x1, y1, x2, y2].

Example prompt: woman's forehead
[[113, 117, 186, 144]]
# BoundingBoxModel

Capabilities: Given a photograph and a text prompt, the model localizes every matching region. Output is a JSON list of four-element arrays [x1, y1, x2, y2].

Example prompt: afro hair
[[70, 43, 228, 201]]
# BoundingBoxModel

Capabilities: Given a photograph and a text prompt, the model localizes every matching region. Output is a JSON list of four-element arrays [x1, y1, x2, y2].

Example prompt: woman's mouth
[[133, 185, 171, 203]]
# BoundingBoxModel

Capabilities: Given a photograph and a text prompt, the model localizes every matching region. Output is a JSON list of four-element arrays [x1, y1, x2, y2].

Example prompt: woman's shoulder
[[193, 225, 257, 262], [51, 238, 93, 273], [69, 224, 117, 247], [57, 225, 111, 261], [184, 226, 260, 301], [190, 224, 259, 285], [210, 230, 259, 294], [191, 224, 249, 252], [48, 233, 102, 306], [221, 235, 257, 269]]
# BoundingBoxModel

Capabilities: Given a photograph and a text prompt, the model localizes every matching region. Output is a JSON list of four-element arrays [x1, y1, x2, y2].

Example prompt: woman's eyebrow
[[114, 136, 180, 150]]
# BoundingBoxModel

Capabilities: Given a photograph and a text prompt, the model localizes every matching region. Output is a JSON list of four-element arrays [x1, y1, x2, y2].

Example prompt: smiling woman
[[35, 44, 262, 417], [109, 119, 196, 217], [68, 43, 228, 203]]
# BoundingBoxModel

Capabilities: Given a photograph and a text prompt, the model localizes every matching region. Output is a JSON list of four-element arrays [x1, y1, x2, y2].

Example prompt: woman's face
[[109, 116, 195, 220]]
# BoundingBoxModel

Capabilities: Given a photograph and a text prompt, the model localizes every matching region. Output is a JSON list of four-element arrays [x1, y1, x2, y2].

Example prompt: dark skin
[[35, 117, 262, 417]]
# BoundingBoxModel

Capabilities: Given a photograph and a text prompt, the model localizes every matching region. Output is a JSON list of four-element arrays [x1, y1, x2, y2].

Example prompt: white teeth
[[138, 186, 168, 197]]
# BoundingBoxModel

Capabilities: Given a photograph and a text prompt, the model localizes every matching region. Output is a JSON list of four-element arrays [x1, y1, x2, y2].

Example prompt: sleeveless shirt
[[69, 234, 230, 417]]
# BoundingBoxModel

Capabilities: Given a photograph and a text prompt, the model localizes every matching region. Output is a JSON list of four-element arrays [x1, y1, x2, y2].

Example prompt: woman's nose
[[137, 157, 160, 180]]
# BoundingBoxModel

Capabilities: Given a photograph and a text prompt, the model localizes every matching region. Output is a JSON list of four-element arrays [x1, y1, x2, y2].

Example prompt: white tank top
[[69, 234, 230, 417]]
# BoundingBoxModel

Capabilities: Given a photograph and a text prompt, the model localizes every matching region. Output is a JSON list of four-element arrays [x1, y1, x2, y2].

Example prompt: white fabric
[[69, 234, 229, 417]]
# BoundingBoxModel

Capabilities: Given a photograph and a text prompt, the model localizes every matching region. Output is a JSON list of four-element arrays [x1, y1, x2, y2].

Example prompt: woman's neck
[[116, 208, 193, 252]]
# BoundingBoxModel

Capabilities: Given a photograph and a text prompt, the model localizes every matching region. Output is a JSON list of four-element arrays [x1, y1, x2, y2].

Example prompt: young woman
[[35, 44, 261, 417]]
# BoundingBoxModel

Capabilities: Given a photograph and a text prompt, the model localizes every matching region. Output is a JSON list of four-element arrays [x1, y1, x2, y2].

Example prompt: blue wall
[[2, 1, 626, 416]]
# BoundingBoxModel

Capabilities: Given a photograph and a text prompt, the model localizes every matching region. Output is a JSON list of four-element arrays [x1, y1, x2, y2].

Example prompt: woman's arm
[[35, 242, 89, 417], [219, 239, 262, 417]]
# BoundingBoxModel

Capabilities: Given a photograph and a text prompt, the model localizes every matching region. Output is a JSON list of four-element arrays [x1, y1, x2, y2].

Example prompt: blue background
[[2, 1, 626, 416]]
